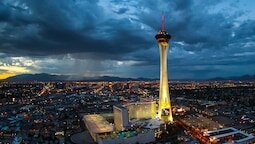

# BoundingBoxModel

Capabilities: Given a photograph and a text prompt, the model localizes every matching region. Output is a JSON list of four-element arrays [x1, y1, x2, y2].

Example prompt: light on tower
[[155, 15, 173, 123]]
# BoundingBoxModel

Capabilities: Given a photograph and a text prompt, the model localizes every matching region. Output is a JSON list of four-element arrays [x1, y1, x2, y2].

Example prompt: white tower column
[[158, 42, 173, 123], [155, 16, 173, 123]]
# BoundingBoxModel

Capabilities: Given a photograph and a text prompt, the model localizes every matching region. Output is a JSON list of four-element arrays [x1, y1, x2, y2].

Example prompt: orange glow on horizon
[[0, 72, 16, 80], [0, 65, 30, 80]]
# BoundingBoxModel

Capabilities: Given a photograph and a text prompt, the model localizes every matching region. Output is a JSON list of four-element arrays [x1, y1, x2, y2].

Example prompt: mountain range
[[209, 74, 255, 81], [1, 73, 255, 82], [1, 73, 154, 82]]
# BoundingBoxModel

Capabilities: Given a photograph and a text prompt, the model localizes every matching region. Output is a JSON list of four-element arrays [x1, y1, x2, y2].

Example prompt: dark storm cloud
[[0, 0, 250, 57], [137, 0, 237, 51], [0, 0, 151, 57], [235, 20, 255, 40], [115, 8, 129, 14]]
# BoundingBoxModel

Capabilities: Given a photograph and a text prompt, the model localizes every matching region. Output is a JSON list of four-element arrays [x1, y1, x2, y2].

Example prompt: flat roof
[[206, 127, 255, 143], [133, 118, 164, 129], [125, 101, 156, 106], [113, 105, 127, 111], [182, 115, 222, 131], [214, 131, 239, 139], [207, 127, 236, 136], [83, 114, 113, 134]]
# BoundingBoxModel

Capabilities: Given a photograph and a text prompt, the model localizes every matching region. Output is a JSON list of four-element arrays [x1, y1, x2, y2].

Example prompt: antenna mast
[[161, 15, 164, 31]]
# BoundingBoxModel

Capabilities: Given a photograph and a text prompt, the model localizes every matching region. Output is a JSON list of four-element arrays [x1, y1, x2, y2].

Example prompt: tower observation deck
[[155, 16, 173, 123]]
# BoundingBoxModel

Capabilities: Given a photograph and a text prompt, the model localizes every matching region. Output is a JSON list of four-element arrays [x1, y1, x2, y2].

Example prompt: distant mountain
[[209, 75, 255, 81], [2, 73, 255, 82], [1, 73, 155, 82], [2, 73, 68, 82]]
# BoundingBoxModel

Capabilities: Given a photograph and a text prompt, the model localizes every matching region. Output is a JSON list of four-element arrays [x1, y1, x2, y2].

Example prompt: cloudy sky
[[0, 0, 255, 79]]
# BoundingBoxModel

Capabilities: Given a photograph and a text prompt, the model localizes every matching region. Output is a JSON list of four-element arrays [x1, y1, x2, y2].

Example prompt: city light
[[0, 1, 255, 144]]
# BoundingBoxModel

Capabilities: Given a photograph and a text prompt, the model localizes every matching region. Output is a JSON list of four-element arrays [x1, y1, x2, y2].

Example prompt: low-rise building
[[204, 127, 255, 144]]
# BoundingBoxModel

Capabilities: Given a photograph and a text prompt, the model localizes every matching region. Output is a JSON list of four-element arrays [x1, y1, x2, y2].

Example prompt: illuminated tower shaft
[[155, 16, 173, 123]]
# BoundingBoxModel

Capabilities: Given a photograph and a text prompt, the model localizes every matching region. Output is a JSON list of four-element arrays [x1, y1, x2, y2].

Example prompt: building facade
[[113, 105, 129, 131]]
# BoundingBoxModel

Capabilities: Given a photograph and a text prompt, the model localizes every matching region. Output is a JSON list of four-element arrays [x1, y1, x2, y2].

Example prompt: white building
[[83, 114, 114, 142], [125, 101, 157, 120], [84, 114, 156, 144], [113, 105, 129, 131]]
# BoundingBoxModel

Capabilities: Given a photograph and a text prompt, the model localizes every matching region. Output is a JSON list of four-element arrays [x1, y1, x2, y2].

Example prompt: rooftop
[[124, 101, 156, 106], [113, 105, 127, 111], [205, 127, 255, 143], [83, 114, 113, 134]]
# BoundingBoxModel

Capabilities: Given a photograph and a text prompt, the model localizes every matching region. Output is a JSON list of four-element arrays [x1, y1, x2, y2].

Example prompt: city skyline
[[0, 0, 255, 80]]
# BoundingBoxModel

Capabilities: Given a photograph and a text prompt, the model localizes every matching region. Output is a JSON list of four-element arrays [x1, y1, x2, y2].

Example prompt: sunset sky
[[0, 0, 255, 79]]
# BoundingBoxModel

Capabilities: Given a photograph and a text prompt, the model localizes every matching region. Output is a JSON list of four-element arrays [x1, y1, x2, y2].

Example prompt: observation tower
[[155, 16, 173, 123]]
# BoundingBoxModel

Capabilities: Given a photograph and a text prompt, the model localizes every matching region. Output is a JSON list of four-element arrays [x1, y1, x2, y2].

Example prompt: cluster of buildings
[[1, 80, 255, 143], [81, 17, 255, 144], [0, 83, 82, 143], [82, 16, 174, 144]]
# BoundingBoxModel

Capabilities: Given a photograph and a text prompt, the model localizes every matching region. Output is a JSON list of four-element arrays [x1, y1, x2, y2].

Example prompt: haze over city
[[0, 0, 255, 80]]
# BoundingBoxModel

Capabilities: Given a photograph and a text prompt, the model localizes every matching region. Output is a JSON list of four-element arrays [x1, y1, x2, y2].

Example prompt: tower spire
[[161, 15, 164, 31]]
